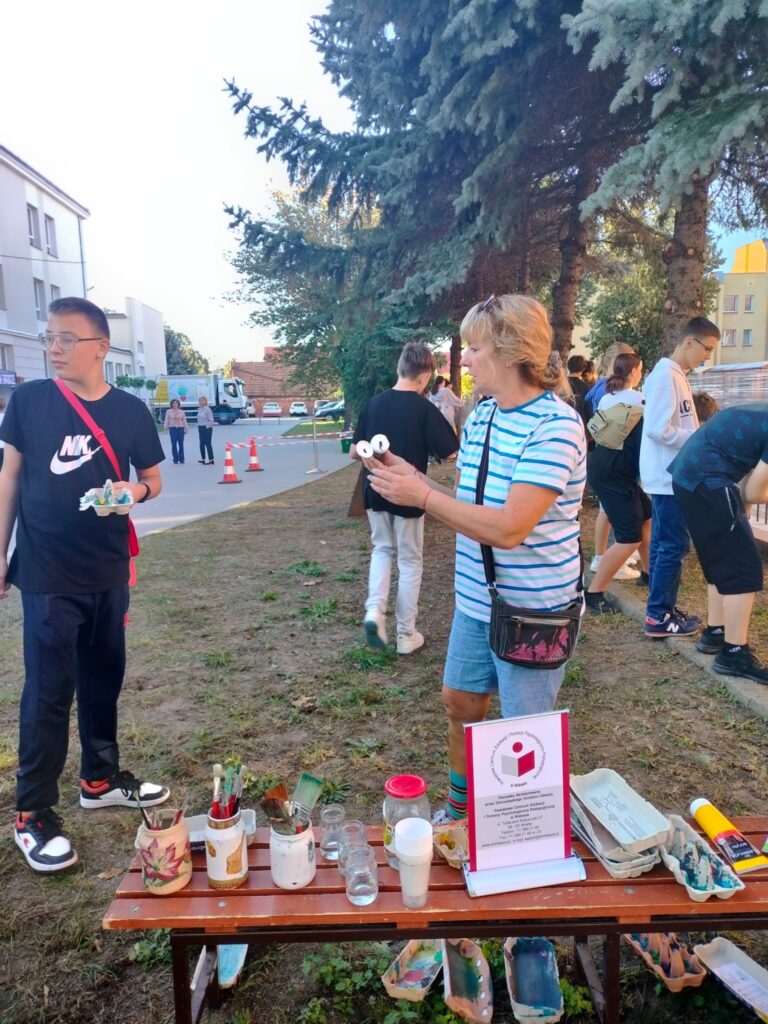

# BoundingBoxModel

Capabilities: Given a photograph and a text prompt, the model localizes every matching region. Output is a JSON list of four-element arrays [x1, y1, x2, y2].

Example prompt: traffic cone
[[245, 436, 264, 472], [217, 444, 242, 484]]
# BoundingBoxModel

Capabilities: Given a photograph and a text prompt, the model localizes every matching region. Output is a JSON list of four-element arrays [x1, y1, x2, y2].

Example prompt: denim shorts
[[444, 608, 566, 718]]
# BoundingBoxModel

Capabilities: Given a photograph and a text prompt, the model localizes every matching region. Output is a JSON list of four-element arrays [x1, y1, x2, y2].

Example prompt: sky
[[0, 1, 351, 367], [0, 4, 757, 368]]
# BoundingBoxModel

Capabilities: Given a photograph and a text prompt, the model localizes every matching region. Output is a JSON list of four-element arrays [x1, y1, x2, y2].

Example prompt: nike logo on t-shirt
[[50, 435, 103, 475]]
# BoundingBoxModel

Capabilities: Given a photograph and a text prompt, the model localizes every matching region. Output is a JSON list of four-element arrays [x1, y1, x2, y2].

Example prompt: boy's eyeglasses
[[693, 336, 716, 355], [39, 331, 106, 351]]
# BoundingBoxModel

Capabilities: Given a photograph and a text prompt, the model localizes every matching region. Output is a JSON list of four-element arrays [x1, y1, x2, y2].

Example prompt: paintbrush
[[212, 762, 224, 818], [291, 772, 324, 816], [261, 796, 296, 834]]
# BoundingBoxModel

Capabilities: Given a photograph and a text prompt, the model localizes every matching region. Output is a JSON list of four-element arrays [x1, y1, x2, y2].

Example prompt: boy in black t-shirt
[[352, 342, 459, 655], [0, 297, 168, 873], [669, 402, 768, 683]]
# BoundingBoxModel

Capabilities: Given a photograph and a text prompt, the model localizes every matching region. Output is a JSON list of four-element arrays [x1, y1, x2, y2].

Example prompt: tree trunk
[[661, 174, 709, 356], [449, 333, 462, 393], [516, 218, 531, 293], [551, 157, 598, 357]]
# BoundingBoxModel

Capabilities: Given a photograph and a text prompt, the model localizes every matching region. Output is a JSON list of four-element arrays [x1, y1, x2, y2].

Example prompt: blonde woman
[[366, 295, 587, 823], [197, 396, 215, 464]]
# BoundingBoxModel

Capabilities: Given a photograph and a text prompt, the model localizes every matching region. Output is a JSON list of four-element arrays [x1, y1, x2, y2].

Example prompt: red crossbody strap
[[54, 379, 140, 569], [54, 379, 122, 479]]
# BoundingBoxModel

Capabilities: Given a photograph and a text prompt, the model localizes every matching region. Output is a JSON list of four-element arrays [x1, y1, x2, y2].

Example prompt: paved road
[[131, 418, 351, 537]]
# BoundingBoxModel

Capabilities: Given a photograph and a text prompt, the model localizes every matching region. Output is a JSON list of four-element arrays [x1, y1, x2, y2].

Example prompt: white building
[[0, 144, 89, 395], [105, 297, 167, 383]]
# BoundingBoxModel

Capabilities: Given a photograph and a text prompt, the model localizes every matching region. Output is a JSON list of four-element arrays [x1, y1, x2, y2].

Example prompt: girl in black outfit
[[585, 353, 651, 613]]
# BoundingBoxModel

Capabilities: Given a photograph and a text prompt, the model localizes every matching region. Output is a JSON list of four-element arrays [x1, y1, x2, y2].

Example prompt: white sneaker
[[612, 562, 641, 581], [364, 611, 387, 649], [397, 631, 425, 655], [589, 555, 602, 572]]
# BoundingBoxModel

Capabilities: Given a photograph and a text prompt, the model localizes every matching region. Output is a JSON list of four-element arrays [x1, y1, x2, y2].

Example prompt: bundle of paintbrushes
[[141, 791, 189, 831], [260, 772, 324, 835], [210, 762, 247, 820]]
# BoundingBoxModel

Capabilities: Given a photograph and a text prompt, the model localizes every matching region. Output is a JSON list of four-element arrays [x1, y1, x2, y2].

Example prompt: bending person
[[365, 295, 586, 822]]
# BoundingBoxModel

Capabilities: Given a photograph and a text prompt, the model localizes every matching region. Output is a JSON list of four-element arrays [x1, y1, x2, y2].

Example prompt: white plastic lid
[[689, 798, 710, 815], [394, 817, 433, 857]]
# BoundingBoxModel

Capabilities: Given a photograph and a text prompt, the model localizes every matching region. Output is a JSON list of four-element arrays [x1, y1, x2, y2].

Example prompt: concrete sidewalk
[[606, 580, 768, 722]]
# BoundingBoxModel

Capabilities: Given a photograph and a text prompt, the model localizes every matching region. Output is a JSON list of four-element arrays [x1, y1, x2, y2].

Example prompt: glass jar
[[383, 774, 431, 869]]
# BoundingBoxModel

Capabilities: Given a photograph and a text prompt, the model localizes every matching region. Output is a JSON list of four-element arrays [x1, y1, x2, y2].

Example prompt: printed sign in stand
[[463, 710, 584, 897]]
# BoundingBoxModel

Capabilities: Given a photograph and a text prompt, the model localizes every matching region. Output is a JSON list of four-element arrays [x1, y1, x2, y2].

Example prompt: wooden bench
[[103, 818, 768, 1024]]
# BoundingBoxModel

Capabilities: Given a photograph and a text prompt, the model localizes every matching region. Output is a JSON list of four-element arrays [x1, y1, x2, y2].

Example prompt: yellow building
[[713, 239, 768, 364]]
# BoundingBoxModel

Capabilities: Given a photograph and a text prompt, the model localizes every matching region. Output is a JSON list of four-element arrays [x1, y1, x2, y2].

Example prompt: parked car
[[289, 401, 309, 417], [245, 401, 255, 417], [315, 400, 345, 420], [262, 401, 282, 416]]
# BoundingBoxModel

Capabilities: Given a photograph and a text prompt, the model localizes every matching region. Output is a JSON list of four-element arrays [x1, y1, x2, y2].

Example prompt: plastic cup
[[337, 819, 366, 878], [394, 818, 433, 909], [319, 804, 345, 862], [344, 844, 378, 906]]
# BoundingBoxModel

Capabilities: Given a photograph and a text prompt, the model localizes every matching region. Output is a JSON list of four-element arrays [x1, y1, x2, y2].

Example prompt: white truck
[[154, 374, 248, 424]]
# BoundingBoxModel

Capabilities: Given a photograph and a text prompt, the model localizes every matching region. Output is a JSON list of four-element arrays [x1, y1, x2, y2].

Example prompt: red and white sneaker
[[80, 770, 169, 809], [15, 809, 79, 873]]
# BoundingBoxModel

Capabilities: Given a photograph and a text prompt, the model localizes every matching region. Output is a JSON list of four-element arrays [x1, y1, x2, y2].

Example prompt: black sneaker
[[80, 770, 170, 809], [15, 809, 79, 873], [585, 591, 622, 615], [636, 571, 649, 588], [713, 645, 768, 684], [644, 611, 699, 638], [696, 627, 725, 655]]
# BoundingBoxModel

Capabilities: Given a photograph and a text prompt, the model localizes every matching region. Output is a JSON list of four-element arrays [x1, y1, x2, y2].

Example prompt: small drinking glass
[[345, 844, 379, 906], [319, 804, 345, 861], [337, 819, 366, 878]]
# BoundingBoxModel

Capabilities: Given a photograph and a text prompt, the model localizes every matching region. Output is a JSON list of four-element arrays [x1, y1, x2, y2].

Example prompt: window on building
[[0, 345, 9, 370], [0, 264, 6, 310], [743, 329, 753, 347], [50, 284, 61, 303], [723, 329, 737, 347], [33, 278, 46, 319], [137, 340, 144, 353], [27, 204, 41, 248], [105, 362, 115, 383], [723, 294, 738, 313], [44, 215, 58, 257], [745, 294, 754, 313]]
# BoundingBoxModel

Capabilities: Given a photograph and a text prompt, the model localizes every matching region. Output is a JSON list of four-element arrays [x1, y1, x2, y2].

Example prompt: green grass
[[284, 421, 345, 436]]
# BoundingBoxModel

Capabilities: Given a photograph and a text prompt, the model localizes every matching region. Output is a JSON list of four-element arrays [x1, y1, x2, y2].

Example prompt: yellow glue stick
[[690, 797, 768, 874]]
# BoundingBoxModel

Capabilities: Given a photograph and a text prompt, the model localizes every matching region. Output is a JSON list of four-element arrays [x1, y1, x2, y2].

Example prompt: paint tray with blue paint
[[443, 938, 493, 1022], [503, 938, 563, 1023], [381, 940, 443, 1002]]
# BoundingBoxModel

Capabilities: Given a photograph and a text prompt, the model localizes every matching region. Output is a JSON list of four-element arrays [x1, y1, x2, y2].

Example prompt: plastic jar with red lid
[[382, 774, 431, 869]]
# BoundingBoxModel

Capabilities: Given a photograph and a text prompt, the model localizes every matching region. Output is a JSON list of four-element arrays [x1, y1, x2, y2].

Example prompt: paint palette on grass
[[443, 938, 493, 1022], [381, 940, 443, 1002], [660, 815, 744, 902], [694, 936, 768, 1022], [503, 937, 563, 1023], [623, 933, 706, 993]]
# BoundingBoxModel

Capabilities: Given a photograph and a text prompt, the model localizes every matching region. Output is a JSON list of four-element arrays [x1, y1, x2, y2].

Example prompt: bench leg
[[170, 934, 194, 1024], [574, 938, 606, 1022], [170, 935, 219, 1024], [603, 933, 621, 1024]]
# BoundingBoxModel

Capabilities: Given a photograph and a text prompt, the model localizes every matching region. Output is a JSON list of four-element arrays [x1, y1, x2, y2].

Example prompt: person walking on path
[[567, 355, 589, 421], [585, 353, 651, 613], [430, 375, 464, 431], [164, 398, 188, 464], [0, 395, 6, 472], [0, 297, 168, 874], [365, 296, 586, 822], [640, 316, 720, 638], [197, 395, 214, 464], [352, 342, 459, 656], [670, 402, 768, 682]]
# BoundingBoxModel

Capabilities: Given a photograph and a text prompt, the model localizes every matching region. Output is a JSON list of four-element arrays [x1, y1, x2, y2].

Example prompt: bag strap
[[54, 379, 122, 480], [54, 379, 140, 569], [474, 403, 583, 597]]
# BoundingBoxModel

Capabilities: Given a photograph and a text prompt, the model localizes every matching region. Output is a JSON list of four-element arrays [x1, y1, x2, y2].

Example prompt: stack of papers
[[570, 769, 667, 878]]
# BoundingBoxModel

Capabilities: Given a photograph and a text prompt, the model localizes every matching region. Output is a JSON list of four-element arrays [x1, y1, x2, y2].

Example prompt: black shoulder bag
[[476, 407, 583, 669]]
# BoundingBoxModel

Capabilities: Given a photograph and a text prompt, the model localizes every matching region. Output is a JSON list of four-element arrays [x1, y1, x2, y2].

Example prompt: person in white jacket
[[640, 317, 720, 638]]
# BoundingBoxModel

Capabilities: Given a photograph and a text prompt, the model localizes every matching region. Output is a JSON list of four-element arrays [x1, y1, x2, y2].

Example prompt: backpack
[[587, 402, 644, 451]]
